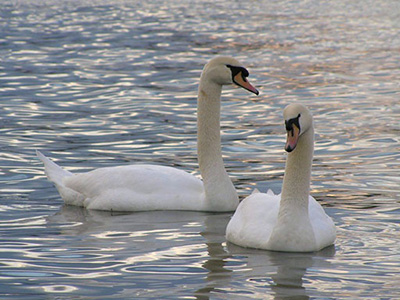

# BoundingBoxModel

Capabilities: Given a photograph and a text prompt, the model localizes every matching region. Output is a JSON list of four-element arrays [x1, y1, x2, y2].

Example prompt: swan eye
[[285, 114, 301, 132], [226, 65, 249, 81]]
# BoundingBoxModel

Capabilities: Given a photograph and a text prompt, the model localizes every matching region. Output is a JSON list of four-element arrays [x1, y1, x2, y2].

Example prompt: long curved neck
[[268, 123, 317, 251], [196, 77, 238, 211], [280, 126, 314, 214]]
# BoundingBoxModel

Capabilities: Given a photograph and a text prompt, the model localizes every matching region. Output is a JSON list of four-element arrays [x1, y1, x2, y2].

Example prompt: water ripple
[[1, 0, 400, 298]]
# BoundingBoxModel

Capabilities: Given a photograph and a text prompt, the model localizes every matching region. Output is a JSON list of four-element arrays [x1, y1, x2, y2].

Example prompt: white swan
[[37, 56, 259, 212], [226, 103, 336, 252]]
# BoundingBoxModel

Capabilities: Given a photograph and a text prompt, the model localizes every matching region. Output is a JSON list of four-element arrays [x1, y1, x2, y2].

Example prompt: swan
[[37, 56, 259, 212], [226, 103, 336, 252]]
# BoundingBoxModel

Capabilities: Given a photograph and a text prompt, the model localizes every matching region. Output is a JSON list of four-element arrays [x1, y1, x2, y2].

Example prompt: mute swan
[[37, 56, 259, 212], [226, 103, 336, 252]]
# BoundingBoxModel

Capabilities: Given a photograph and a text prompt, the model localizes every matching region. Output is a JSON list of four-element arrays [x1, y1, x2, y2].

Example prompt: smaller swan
[[226, 103, 336, 252], [37, 56, 258, 212]]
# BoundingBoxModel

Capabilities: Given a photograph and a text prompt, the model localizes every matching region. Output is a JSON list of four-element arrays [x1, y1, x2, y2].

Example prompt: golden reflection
[[2, 0, 399, 297]]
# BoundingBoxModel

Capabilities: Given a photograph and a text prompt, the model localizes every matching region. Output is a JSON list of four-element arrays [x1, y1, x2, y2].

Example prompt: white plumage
[[37, 56, 258, 212], [226, 104, 336, 252]]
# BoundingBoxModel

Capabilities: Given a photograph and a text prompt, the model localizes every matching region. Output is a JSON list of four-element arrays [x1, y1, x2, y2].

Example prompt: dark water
[[1, 0, 399, 299]]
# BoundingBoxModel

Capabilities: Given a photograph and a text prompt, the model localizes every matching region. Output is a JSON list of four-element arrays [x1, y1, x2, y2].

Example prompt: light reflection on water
[[1, 0, 400, 298]]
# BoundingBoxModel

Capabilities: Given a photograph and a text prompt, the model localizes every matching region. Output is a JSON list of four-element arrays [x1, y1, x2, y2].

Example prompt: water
[[1, 0, 399, 298]]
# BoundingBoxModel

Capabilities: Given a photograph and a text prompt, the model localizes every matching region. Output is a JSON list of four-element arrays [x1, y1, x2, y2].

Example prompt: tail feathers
[[36, 150, 73, 186], [36, 151, 87, 207]]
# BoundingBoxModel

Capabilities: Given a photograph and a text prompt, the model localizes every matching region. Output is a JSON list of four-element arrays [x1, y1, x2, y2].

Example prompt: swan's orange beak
[[233, 72, 259, 95], [285, 124, 300, 152]]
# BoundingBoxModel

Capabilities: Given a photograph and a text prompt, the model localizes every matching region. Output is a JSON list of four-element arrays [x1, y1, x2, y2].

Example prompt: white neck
[[196, 77, 238, 211], [267, 126, 316, 251], [280, 126, 314, 214]]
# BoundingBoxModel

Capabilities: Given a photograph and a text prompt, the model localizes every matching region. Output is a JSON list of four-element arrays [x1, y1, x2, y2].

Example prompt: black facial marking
[[226, 65, 249, 83], [285, 114, 301, 135]]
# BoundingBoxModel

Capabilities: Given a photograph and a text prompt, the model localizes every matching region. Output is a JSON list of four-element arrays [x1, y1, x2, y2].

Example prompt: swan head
[[202, 56, 259, 95], [283, 103, 313, 152]]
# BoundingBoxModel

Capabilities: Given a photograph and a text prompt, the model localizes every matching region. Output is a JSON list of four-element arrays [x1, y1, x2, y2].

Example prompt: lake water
[[1, 0, 399, 298]]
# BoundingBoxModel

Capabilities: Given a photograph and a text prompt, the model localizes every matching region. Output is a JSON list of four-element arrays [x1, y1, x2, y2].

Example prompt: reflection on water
[[227, 243, 336, 300], [1, 0, 400, 298], [4, 206, 392, 299]]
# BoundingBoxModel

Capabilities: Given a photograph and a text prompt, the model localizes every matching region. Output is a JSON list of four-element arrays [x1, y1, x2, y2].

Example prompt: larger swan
[[37, 56, 259, 212], [226, 103, 336, 252]]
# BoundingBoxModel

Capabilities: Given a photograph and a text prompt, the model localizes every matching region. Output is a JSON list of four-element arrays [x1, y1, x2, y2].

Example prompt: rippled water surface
[[1, 0, 400, 299]]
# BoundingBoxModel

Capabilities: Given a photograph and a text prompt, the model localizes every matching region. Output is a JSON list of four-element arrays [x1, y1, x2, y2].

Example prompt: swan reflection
[[46, 206, 334, 299], [227, 243, 335, 299]]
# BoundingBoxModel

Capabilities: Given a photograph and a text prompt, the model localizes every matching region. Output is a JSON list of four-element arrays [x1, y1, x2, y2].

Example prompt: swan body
[[226, 104, 336, 252], [37, 56, 259, 212]]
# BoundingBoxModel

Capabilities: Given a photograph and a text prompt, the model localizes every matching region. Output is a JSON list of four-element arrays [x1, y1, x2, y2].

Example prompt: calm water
[[1, 0, 400, 298]]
